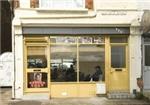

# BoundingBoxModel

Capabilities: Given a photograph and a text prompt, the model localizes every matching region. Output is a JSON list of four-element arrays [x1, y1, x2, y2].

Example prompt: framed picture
[[27, 72, 47, 88]]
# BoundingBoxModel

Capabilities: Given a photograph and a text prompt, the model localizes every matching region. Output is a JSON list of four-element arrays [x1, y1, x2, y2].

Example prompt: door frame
[[108, 36, 129, 92], [23, 37, 50, 93], [143, 41, 150, 90]]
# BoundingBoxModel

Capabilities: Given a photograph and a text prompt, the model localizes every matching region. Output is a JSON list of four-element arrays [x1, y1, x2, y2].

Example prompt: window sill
[[35, 8, 88, 13]]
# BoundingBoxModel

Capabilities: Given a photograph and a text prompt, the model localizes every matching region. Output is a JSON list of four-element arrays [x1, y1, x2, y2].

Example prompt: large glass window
[[40, 0, 85, 9], [79, 45, 105, 81], [145, 45, 150, 66], [50, 44, 77, 82], [111, 46, 126, 68], [27, 46, 47, 68], [50, 36, 105, 82]]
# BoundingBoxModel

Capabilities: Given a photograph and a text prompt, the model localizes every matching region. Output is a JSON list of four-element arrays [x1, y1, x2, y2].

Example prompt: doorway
[[108, 36, 129, 92], [143, 37, 150, 90]]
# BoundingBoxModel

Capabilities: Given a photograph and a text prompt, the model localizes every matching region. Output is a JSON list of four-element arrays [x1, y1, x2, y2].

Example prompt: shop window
[[111, 46, 126, 68], [79, 45, 105, 81], [50, 44, 77, 82], [27, 72, 47, 88], [145, 45, 150, 66], [27, 46, 47, 68], [110, 37, 128, 43], [50, 36, 105, 82], [39, 0, 85, 9]]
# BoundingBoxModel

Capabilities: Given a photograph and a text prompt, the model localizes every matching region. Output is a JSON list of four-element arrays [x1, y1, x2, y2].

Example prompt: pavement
[[0, 88, 150, 105], [0, 88, 12, 105]]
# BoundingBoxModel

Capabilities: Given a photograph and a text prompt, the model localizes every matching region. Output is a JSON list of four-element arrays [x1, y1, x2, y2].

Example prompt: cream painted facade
[[12, 0, 144, 99]]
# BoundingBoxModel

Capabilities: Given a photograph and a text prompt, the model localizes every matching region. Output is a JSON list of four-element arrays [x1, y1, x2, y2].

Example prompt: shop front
[[22, 27, 129, 98]]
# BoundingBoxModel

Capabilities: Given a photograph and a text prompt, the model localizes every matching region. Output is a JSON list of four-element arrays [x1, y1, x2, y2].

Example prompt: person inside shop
[[29, 73, 46, 88], [91, 66, 103, 81], [66, 64, 76, 81], [51, 66, 58, 80]]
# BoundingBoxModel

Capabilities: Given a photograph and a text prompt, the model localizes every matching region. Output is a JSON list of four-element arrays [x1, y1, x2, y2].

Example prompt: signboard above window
[[39, 0, 85, 9]]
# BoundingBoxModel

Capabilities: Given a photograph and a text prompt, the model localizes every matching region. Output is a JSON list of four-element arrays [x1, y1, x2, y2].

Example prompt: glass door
[[143, 45, 150, 89], [25, 45, 49, 92]]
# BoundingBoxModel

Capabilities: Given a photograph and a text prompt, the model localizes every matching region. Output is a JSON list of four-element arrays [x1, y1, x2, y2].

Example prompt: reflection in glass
[[79, 45, 105, 81], [50, 45, 77, 82], [111, 46, 126, 68], [27, 46, 47, 68], [28, 72, 47, 88]]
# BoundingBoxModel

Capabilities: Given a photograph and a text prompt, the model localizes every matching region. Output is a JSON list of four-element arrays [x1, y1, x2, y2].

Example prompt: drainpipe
[[12, 20, 16, 100]]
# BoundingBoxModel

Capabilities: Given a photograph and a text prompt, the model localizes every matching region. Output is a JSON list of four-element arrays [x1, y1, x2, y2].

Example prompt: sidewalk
[[0, 88, 12, 105], [1, 88, 150, 105], [9, 98, 150, 105]]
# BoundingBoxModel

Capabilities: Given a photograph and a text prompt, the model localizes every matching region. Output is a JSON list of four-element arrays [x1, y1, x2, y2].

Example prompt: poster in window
[[27, 72, 47, 88]]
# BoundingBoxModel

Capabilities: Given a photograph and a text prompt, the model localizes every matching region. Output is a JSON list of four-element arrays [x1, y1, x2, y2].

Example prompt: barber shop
[[12, 0, 142, 99], [14, 26, 130, 99]]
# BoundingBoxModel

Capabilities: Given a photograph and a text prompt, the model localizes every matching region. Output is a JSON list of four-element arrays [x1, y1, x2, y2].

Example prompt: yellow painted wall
[[50, 83, 96, 98]]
